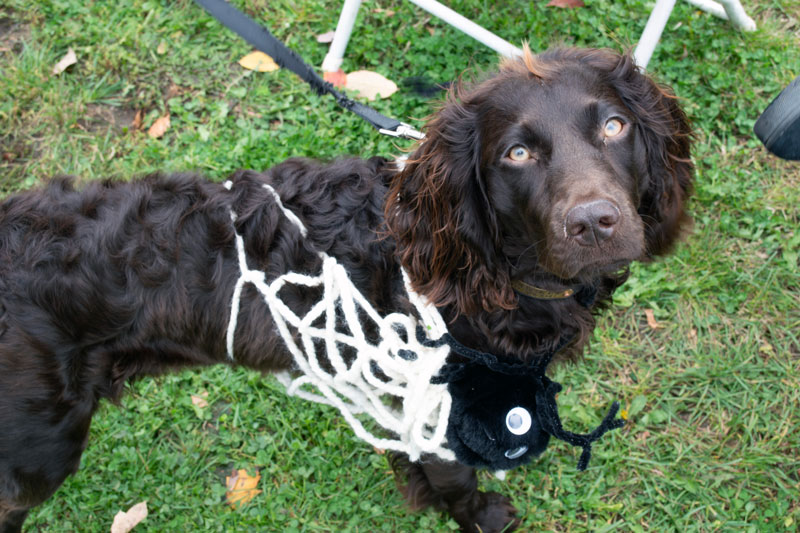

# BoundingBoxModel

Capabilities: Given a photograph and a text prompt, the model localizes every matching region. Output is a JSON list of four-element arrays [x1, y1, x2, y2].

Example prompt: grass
[[1, 0, 799, 531]]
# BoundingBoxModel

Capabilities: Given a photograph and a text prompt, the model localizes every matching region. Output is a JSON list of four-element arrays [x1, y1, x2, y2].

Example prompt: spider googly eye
[[507, 145, 533, 162], [505, 407, 532, 435], [603, 118, 625, 138]]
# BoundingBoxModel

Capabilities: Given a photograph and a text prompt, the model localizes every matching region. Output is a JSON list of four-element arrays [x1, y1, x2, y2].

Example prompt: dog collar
[[512, 279, 598, 308], [511, 279, 575, 300]]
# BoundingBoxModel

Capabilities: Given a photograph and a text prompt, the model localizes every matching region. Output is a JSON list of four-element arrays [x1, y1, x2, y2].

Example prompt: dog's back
[[0, 174, 235, 527], [0, 157, 398, 530]]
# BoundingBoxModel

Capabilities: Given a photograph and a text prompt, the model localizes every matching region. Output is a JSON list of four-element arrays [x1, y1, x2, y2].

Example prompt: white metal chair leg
[[321, 0, 362, 73], [324, 0, 756, 73], [633, 0, 677, 70], [635, 0, 756, 69], [406, 0, 521, 58], [684, 0, 757, 31], [321, 0, 520, 72]]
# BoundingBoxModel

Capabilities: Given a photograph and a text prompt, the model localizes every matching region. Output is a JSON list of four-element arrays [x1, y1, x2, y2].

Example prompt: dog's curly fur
[[0, 48, 692, 532]]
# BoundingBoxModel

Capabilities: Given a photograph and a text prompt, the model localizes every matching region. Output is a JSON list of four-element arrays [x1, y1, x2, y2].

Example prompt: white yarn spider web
[[224, 182, 456, 462]]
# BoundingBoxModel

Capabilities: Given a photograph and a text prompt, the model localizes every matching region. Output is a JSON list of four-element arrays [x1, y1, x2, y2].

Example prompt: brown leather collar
[[511, 279, 576, 300]]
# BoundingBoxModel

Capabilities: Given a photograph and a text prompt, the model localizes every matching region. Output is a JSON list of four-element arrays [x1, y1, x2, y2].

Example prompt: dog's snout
[[565, 200, 620, 247]]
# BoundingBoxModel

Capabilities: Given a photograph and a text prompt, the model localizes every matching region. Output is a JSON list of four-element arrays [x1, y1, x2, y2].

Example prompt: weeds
[[1, 0, 798, 530]]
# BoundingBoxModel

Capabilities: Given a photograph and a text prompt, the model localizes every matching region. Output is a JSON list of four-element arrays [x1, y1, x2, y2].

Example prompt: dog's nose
[[565, 200, 620, 246]]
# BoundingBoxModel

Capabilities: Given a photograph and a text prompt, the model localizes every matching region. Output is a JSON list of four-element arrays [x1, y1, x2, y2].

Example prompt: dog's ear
[[595, 51, 694, 257], [385, 89, 515, 316]]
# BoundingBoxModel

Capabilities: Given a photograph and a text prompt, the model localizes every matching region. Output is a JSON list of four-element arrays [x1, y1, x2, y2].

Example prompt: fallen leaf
[[110, 501, 147, 533], [316, 30, 335, 44], [156, 40, 167, 55], [165, 83, 183, 99], [147, 115, 170, 139], [191, 391, 209, 408], [644, 309, 662, 330], [687, 327, 697, 347], [759, 342, 775, 356], [197, 124, 210, 142], [547, 0, 584, 7], [238, 51, 279, 72], [226, 469, 262, 508], [52, 48, 77, 75], [345, 70, 398, 101], [131, 109, 143, 131], [323, 69, 347, 88]]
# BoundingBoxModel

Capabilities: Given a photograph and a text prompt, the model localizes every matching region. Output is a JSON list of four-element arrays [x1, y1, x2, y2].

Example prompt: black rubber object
[[754, 75, 800, 160]]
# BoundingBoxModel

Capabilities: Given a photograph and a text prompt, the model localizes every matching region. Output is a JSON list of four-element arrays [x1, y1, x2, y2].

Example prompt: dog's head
[[386, 46, 693, 315]]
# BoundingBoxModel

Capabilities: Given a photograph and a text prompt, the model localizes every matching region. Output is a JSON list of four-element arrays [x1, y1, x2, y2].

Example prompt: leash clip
[[379, 123, 426, 141]]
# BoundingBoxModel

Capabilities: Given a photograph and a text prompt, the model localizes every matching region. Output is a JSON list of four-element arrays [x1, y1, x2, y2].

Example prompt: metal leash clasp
[[379, 123, 426, 141]]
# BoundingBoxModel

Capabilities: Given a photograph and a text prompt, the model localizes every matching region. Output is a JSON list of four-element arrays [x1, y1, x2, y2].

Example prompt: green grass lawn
[[1, 0, 799, 531]]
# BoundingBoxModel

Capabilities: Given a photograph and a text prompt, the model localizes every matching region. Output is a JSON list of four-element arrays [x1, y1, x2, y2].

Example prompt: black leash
[[194, 0, 425, 140]]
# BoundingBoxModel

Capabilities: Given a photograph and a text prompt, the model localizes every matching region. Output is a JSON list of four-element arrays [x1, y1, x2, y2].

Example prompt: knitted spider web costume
[[224, 181, 625, 470]]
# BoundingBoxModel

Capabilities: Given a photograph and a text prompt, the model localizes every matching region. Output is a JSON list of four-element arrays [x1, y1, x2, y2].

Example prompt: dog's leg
[[389, 453, 519, 533], [0, 508, 29, 533], [0, 341, 94, 533], [0, 422, 88, 533]]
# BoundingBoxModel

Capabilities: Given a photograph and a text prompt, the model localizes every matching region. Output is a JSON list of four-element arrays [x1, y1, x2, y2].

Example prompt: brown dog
[[0, 47, 692, 532]]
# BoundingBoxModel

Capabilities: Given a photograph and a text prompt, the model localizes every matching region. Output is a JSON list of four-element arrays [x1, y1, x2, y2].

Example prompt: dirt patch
[[0, 9, 30, 55], [78, 104, 140, 134], [0, 134, 37, 166]]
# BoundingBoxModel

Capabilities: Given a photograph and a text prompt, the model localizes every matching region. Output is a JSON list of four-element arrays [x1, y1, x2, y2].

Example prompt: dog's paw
[[469, 491, 519, 533]]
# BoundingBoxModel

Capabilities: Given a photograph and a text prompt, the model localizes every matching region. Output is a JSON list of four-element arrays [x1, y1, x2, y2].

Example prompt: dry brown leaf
[[238, 51, 279, 72], [191, 391, 209, 408], [645, 309, 662, 330], [131, 109, 144, 131], [316, 30, 335, 44], [110, 501, 147, 533], [52, 48, 77, 75], [147, 115, 170, 139], [165, 83, 183, 100], [226, 469, 262, 508], [687, 327, 698, 347], [547, 0, 585, 7], [323, 69, 347, 88], [345, 70, 398, 101]]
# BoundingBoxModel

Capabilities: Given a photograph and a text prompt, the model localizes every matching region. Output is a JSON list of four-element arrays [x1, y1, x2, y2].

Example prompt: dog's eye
[[507, 145, 533, 162], [603, 118, 625, 138]]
